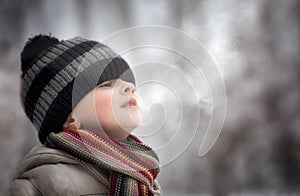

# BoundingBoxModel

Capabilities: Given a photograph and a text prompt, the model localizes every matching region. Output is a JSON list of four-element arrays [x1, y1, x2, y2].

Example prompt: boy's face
[[73, 79, 143, 140]]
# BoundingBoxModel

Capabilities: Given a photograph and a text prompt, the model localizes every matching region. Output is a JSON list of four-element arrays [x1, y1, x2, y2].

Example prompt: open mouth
[[121, 97, 138, 107], [129, 97, 137, 106]]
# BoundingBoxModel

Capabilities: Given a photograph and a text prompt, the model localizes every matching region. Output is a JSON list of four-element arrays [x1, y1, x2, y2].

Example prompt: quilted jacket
[[10, 146, 108, 195]]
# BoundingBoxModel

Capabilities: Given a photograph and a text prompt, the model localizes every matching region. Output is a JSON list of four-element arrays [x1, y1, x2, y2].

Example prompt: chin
[[122, 121, 139, 132], [119, 115, 142, 133], [129, 108, 143, 123], [114, 107, 143, 133]]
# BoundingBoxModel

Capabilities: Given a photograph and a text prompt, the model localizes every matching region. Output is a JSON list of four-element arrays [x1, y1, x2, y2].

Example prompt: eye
[[98, 80, 115, 88]]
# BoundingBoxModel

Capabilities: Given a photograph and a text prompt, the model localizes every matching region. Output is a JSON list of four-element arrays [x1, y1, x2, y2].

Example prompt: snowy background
[[0, 0, 299, 195]]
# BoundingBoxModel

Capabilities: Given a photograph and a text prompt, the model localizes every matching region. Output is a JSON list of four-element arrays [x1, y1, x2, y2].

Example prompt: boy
[[10, 35, 160, 195]]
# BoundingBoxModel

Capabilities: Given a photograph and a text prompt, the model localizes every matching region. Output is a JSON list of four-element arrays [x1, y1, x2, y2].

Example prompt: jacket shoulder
[[10, 146, 108, 195], [10, 178, 41, 196], [16, 145, 78, 175]]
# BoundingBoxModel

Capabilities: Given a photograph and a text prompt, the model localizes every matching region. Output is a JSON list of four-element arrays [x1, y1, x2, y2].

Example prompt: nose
[[120, 81, 135, 95]]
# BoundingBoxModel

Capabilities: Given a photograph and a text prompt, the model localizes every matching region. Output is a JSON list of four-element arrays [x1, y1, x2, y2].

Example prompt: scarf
[[45, 129, 160, 196]]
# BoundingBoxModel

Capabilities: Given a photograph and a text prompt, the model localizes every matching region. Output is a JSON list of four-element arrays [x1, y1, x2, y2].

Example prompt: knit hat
[[20, 34, 135, 144]]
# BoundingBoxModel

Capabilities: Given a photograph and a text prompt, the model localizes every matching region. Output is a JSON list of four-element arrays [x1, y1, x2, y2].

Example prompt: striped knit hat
[[20, 35, 135, 144]]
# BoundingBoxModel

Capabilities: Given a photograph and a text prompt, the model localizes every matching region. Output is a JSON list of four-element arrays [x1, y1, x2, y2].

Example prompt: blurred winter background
[[1, 0, 300, 195]]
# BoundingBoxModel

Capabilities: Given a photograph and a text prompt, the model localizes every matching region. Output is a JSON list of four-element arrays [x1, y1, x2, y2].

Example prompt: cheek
[[95, 91, 114, 123]]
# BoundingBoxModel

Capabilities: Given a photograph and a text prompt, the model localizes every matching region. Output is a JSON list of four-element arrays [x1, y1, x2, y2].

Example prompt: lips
[[129, 97, 137, 106], [121, 97, 138, 107]]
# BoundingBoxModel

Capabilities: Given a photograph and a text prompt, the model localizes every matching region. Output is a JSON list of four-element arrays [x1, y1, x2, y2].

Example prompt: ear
[[63, 113, 81, 130]]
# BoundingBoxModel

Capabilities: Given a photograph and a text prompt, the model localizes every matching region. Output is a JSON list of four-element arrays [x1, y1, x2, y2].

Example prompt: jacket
[[10, 146, 108, 195]]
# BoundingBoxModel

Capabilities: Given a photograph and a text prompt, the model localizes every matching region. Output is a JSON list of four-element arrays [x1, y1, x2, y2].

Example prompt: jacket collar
[[15, 146, 78, 177]]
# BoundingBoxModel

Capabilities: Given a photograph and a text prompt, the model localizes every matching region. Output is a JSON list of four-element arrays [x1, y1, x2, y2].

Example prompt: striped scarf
[[45, 129, 160, 196]]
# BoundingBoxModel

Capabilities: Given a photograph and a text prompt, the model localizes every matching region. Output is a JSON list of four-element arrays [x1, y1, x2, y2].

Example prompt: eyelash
[[98, 80, 115, 88]]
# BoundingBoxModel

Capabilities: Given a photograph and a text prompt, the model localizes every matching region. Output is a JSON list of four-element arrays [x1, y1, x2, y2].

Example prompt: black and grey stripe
[[24, 39, 98, 121], [33, 43, 116, 129], [20, 35, 135, 144], [21, 38, 83, 102]]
